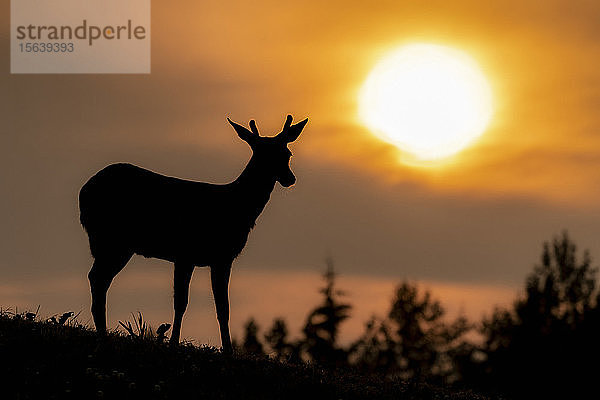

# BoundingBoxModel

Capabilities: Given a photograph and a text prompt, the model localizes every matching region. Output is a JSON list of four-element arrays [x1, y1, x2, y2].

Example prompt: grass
[[0, 309, 497, 400]]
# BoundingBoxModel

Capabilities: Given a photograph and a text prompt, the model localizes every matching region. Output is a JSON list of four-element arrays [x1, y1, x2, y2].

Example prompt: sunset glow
[[359, 44, 493, 161], [4, 3, 600, 390]]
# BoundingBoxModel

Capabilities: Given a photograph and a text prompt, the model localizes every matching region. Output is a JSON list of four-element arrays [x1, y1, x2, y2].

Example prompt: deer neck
[[231, 157, 277, 221]]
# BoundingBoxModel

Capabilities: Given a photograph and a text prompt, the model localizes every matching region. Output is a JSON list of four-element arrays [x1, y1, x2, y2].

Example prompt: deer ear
[[280, 117, 308, 143], [228, 118, 257, 145], [278, 116, 308, 143]]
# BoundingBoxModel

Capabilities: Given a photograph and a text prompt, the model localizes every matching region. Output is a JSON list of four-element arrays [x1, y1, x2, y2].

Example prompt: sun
[[359, 43, 493, 162]]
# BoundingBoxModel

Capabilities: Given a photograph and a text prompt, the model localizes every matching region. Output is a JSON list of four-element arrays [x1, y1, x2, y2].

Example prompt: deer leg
[[170, 262, 194, 344], [211, 263, 232, 354], [88, 251, 132, 335]]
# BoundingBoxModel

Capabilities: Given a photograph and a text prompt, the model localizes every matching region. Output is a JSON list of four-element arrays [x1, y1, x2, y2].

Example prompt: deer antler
[[277, 114, 307, 143], [282, 114, 293, 132], [249, 120, 260, 136]]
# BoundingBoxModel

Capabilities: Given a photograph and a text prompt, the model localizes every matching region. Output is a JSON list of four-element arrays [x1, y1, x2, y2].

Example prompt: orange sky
[[2, 1, 600, 344], [149, 0, 600, 204], [0, 265, 516, 345]]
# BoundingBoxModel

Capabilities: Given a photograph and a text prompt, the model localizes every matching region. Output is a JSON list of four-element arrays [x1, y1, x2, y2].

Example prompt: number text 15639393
[[19, 42, 74, 53]]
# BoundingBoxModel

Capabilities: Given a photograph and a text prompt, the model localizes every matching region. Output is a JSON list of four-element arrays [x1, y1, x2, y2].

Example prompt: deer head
[[227, 115, 308, 187]]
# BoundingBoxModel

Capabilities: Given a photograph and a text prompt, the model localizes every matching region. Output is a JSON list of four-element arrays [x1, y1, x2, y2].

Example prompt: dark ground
[[0, 311, 499, 400]]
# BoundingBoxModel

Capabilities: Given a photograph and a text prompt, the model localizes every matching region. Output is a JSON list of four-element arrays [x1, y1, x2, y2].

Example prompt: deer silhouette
[[79, 115, 308, 353]]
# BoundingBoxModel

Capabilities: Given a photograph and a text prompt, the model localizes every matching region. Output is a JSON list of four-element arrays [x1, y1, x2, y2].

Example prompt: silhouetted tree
[[264, 318, 300, 362], [477, 231, 600, 398], [390, 282, 444, 378], [351, 281, 471, 382], [301, 259, 352, 366], [242, 318, 265, 356], [519, 231, 595, 329], [350, 317, 397, 373]]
